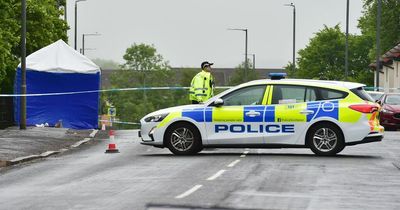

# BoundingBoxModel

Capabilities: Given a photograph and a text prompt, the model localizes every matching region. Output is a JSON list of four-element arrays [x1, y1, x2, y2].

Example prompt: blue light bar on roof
[[268, 73, 287, 80]]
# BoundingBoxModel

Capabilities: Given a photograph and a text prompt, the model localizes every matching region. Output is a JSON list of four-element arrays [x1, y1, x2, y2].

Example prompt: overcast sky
[[66, 0, 364, 69]]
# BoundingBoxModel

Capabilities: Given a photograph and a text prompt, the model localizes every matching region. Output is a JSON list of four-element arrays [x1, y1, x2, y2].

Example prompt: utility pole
[[246, 53, 256, 70], [345, 0, 349, 80], [285, 3, 296, 72], [252, 53, 255, 70], [20, 0, 27, 129], [375, 0, 382, 91]]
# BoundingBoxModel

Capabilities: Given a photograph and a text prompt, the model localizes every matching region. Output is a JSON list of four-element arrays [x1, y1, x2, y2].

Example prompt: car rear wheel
[[307, 123, 344, 156], [165, 123, 202, 155]]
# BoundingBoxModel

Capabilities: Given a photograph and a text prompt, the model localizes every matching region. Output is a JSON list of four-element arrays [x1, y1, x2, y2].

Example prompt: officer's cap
[[201, 61, 214, 69]]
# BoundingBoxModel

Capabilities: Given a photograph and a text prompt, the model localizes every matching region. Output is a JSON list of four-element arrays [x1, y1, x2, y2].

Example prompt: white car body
[[140, 79, 384, 155]]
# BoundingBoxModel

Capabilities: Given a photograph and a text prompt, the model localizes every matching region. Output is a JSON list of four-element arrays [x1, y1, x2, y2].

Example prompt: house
[[371, 43, 400, 93]]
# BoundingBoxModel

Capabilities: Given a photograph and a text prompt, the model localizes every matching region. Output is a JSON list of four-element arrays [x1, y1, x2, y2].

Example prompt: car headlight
[[144, 113, 169, 122], [382, 109, 394, 114]]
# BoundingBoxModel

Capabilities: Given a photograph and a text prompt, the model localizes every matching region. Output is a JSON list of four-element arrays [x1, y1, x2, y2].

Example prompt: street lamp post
[[75, 0, 86, 50], [285, 3, 296, 72], [228, 28, 248, 82], [82, 33, 100, 55]]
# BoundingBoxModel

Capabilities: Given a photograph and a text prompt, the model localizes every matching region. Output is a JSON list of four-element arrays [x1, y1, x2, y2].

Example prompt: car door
[[206, 85, 267, 145], [264, 85, 315, 144]]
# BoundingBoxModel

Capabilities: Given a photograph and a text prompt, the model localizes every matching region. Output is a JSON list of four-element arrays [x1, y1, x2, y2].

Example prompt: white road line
[[175, 185, 203, 199], [207, 170, 226, 181], [227, 159, 241, 167], [240, 150, 249, 158]]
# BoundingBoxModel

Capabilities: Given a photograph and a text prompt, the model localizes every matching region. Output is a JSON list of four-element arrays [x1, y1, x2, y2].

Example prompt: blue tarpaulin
[[14, 40, 100, 129]]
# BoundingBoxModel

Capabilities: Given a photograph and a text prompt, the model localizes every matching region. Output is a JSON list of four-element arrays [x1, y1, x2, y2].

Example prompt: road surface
[[0, 130, 399, 210]]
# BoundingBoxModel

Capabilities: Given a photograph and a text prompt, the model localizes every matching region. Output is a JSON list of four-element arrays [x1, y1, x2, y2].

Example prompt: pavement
[[0, 130, 399, 210], [0, 126, 100, 168]]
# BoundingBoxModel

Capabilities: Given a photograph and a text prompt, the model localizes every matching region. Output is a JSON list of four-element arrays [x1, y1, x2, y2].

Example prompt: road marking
[[228, 159, 241, 167], [175, 185, 202, 199], [233, 190, 315, 198], [240, 150, 249, 158], [207, 170, 226, 181], [89, 130, 98, 138]]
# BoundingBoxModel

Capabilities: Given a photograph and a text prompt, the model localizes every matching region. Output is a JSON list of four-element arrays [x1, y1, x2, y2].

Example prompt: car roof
[[238, 79, 365, 90]]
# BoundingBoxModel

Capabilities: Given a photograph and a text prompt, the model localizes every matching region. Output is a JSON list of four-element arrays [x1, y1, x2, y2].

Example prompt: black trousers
[[191, 100, 200, 104]]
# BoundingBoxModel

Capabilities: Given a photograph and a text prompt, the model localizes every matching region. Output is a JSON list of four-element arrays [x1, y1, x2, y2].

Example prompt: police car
[[140, 74, 384, 156]]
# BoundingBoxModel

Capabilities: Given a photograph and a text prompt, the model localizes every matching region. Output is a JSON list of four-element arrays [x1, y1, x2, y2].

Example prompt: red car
[[379, 93, 400, 131]]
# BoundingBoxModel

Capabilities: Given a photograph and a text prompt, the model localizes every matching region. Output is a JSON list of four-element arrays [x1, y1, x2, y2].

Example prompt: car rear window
[[351, 87, 374, 102]]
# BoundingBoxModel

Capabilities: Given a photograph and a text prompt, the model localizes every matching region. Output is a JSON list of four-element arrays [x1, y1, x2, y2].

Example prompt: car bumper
[[139, 122, 164, 145], [346, 132, 383, 146]]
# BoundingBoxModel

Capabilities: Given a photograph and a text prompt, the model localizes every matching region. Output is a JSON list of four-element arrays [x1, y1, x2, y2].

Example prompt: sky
[[66, 0, 365, 69]]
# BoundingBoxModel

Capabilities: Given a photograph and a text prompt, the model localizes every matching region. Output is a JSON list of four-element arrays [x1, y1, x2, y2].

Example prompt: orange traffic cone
[[105, 143, 119, 153]]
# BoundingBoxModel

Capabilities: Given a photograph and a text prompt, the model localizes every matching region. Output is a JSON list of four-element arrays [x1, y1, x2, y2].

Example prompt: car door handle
[[245, 110, 261, 117], [300, 110, 314, 115]]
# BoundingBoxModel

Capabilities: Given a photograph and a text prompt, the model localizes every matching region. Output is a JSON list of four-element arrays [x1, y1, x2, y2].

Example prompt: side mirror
[[214, 98, 224, 107], [376, 100, 382, 105]]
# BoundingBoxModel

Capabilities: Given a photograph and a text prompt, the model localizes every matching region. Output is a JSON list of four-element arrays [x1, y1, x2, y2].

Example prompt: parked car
[[366, 91, 384, 101], [140, 74, 383, 156], [378, 93, 400, 130]]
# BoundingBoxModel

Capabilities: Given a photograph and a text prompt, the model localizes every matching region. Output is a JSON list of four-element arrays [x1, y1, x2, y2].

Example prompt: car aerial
[[366, 91, 384, 101], [378, 93, 400, 131], [139, 74, 384, 156]]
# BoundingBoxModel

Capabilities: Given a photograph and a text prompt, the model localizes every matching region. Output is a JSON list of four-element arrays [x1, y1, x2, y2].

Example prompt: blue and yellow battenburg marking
[[181, 100, 339, 123]]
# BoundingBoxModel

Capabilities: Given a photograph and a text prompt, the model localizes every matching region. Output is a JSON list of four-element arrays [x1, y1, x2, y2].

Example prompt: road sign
[[108, 107, 116, 117]]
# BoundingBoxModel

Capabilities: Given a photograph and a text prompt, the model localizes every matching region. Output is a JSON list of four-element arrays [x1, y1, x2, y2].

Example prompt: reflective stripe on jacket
[[189, 70, 214, 103]]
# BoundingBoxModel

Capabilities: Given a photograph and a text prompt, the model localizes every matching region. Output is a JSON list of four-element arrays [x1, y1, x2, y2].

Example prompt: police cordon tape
[[99, 119, 140, 125], [0, 86, 234, 97], [2, 86, 399, 97]]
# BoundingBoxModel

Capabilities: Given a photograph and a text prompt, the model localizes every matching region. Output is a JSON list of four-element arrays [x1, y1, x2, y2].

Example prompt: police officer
[[189, 61, 215, 104]]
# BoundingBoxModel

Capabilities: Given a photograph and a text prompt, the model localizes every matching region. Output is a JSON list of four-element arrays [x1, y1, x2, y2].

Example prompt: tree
[[121, 43, 169, 71], [358, 0, 400, 60], [291, 25, 373, 85], [0, 0, 68, 93], [107, 44, 188, 127], [228, 59, 257, 85], [0, 0, 20, 93], [92, 58, 120, 70]]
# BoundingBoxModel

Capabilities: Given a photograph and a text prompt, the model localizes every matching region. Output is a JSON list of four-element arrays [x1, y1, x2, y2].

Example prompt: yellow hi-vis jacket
[[189, 70, 215, 103]]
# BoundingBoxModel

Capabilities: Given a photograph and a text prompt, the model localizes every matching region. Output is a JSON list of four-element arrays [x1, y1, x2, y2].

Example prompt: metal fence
[[0, 97, 13, 128]]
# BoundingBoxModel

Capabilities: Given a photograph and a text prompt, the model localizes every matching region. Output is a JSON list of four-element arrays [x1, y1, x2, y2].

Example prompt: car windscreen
[[368, 93, 384, 101], [350, 87, 374, 102], [385, 95, 400, 105]]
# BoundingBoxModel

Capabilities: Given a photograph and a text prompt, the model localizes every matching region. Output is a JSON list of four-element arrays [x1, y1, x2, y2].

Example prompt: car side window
[[272, 85, 306, 104], [319, 88, 348, 100], [306, 88, 317, 102], [222, 85, 266, 106]]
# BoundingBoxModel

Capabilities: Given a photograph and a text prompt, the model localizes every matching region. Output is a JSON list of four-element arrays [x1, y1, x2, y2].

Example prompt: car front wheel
[[165, 123, 202, 155]]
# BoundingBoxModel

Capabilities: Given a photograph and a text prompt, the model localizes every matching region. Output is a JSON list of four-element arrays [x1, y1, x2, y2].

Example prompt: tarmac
[[0, 126, 103, 168]]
